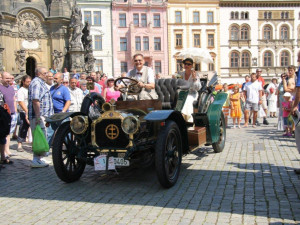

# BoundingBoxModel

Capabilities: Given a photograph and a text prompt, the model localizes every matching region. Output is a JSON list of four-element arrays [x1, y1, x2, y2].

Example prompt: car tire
[[52, 121, 86, 183], [212, 112, 226, 153], [155, 120, 182, 188]]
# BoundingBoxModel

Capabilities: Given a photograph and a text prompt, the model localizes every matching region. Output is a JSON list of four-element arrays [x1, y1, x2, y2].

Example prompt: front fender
[[207, 92, 228, 143], [45, 112, 83, 123], [145, 110, 189, 154]]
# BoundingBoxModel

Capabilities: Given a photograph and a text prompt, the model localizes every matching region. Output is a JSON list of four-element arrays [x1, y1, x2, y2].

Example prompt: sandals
[[0, 159, 13, 164]]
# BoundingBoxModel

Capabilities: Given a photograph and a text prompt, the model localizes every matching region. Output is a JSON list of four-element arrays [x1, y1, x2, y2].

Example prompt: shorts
[[222, 106, 229, 117], [245, 101, 259, 112], [10, 113, 18, 134], [0, 137, 6, 145], [283, 117, 292, 127]]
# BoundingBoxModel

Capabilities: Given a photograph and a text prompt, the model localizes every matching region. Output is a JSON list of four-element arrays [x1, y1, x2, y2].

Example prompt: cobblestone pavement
[[1, 117, 300, 224]]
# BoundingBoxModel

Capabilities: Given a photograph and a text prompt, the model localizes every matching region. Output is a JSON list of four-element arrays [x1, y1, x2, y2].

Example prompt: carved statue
[[69, 6, 83, 49], [52, 50, 63, 70], [81, 21, 93, 52], [15, 49, 26, 73], [84, 52, 95, 73], [17, 12, 42, 41]]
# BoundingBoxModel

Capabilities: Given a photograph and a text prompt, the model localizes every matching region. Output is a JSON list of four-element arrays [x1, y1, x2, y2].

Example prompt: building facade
[[220, 0, 300, 83], [167, 0, 220, 76], [112, 0, 168, 77], [0, 0, 73, 77], [77, 0, 113, 76]]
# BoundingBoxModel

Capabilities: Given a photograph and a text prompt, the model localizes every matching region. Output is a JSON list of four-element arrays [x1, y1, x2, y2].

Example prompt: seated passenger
[[177, 58, 201, 122], [124, 54, 158, 100]]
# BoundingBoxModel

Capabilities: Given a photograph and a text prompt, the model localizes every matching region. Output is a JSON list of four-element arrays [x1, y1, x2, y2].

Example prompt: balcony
[[229, 40, 251, 48]]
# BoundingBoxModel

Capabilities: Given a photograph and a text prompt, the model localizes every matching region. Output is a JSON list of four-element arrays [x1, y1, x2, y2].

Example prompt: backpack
[[0, 93, 11, 139]]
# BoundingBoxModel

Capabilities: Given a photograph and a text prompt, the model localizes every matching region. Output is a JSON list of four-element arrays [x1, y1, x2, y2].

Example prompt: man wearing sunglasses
[[124, 53, 158, 100]]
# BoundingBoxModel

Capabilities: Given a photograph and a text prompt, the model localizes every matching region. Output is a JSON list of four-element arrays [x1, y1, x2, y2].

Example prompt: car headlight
[[70, 116, 89, 134], [122, 116, 139, 134]]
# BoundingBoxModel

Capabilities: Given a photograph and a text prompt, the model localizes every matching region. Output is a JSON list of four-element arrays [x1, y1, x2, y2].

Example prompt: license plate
[[114, 158, 130, 167]]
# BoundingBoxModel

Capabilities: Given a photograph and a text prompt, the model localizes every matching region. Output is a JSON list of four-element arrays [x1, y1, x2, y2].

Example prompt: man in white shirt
[[68, 78, 84, 112], [243, 72, 263, 128], [125, 54, 158, 100], [45, 71, 54, 90]]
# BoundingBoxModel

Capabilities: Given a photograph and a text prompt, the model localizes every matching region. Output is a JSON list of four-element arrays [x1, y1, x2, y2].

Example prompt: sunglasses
[[134, 60, 142, 62], [184, 63, 192, 66]]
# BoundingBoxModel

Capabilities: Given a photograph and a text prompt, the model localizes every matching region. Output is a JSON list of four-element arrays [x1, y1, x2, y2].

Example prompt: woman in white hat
[[103, 76, 120, 102], [266, 77, 278, 117]]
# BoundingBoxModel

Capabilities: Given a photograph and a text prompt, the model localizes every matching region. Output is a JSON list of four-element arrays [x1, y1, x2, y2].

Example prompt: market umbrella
[[178, 48, 213, 64]]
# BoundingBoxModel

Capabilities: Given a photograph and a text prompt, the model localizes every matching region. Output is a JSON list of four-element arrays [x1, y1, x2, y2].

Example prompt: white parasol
[[177, 48, 213, 64]]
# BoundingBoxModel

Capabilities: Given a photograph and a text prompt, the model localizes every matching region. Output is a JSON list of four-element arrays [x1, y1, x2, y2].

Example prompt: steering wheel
[[114, 77, 142, 95]]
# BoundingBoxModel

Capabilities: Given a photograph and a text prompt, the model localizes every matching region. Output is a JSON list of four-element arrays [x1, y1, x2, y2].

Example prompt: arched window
[[230, 52, 239, 68], [235, 12, 239, 19], [263, 25, 272, 40], [240, 26, 249, 40], [230, 25, 239, 40], [245, 12, 249, 19], [230, 12, 234, 19], [241, 12, 244, 19], [241, 52, 250, 67], [263, 51, 273, 67], [280, 25, 289, 40], [280, 51, 289, 67]]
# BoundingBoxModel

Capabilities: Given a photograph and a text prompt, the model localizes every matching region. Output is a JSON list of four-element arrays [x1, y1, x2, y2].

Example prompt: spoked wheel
[[52, 121, 86, 183], [212, 112, 226, 153], [155, 120, 182, 188]]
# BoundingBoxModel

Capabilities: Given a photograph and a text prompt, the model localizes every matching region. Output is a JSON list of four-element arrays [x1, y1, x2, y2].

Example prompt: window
[[175, 11, 182, 23], [263, 25, 272, 40], [84, 11, 92, 24], [280, 51, 289, 67], [135, 36, 141, 51], [133, 14, 139, 27], [281, 12, 289, 19], [141, 14, 147, 27], [193, 11, 200, 23], [95, 59, 103, 72], [241, 52, 250, 67], [176, 59, 183, 72], [208, 34, 214, 47], [94, 11, 101, 25], [264, 12, 272, 19], [230, 52, 239, 68], [234, 12, 239, 19], [120, 37, 127, 51], [153, 14, 161, 27], [121, 62, 128, 73], [154, 37, 161, 51], [230, 12, 234, 19], [241, 12, 244, 19], [245, 12, 249, 19], [209, 59, 215, 71], [263, 51, 272, 67], [94, 36, 102, 50], [119, 13, 126, 27], [240, 26, 249, 40], [230, 26, 239, 40], [143, 37, 149, 50], [176, 34, 182, 47], [207, 12, 214, 23], [280, 25, 289, 40], [281, 12, 285, 19], [193, 34, 200, 47], [155, 61, 161, 74], [195, 64, 201, 71]]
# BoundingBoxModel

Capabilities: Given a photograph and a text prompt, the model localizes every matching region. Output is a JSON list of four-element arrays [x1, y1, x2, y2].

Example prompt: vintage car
[[46, 72, 227, 188]]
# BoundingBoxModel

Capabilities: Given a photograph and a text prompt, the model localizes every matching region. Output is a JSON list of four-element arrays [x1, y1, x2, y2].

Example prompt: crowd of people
[[0, 67, 124, 168]]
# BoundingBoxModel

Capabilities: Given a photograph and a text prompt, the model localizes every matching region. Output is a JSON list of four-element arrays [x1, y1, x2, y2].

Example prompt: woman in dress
[[177, 58, 201, 123], [230, 85, 242, 128], [103, 77, 120, 102], [266, 77, 278, 118]]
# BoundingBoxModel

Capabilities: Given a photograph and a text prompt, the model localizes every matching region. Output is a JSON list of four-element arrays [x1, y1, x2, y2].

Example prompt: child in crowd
[[282, 92, 293, 136], [230, 85, 242, 128]]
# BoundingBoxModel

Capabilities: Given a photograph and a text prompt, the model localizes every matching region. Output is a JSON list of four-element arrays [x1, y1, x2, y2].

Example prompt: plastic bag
[[32, 124, 49, 154], [258, 107, 266, 118]]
